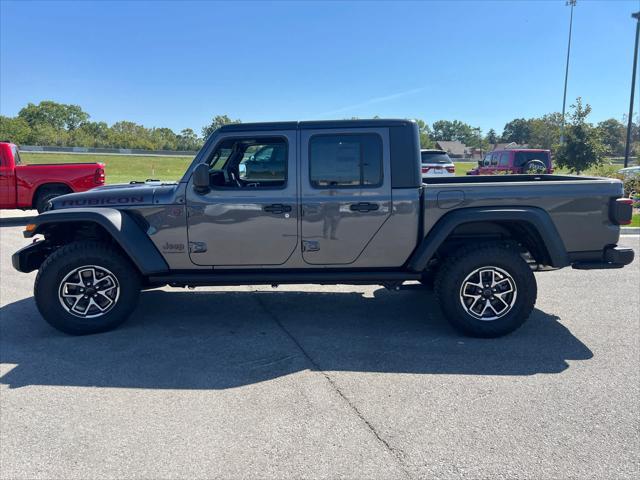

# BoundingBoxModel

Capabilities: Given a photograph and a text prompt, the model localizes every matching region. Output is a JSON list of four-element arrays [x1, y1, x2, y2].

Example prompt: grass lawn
[[630, 213, 640, 228], [21, 152, 194, 185], [454, 162, 476, 176]]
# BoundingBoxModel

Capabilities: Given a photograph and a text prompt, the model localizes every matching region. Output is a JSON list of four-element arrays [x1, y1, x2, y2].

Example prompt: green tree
[[0, 116, 32, 144], [596, 118, 625, 156], [201, 115, 241, 139], [555, 98, 605, 174], [414, 119, 434, 148], [18, 100, 89, 131], [176, 128, 201, 151], [70, 121, 110, 147], [502, 118, 531, 144], [108, 121, 155, 150], [432, 120, 483, 147], [528, 113, 563, 150], [29, 123, 67, 146], [621, 114, 640, 163], [485, 128, 499, 145], [150, 127, 178, 150], [64, 104, 90, 130]]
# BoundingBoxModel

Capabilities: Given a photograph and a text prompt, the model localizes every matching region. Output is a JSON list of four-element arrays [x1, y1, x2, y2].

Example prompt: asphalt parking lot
[[1, 212, 638, 479]]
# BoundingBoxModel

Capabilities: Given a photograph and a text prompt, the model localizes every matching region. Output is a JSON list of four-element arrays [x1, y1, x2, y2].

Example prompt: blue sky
[[1, 0, 638, 135]]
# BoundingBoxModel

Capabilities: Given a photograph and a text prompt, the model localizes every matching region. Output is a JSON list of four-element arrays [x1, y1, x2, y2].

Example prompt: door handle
[[349, 202, 379, 213], [263, 204, 292, 214]]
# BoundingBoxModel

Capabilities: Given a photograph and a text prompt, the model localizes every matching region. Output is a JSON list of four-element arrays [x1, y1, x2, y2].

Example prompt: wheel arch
[[18, 208, 169, 275], [31, 182, 73, 208], [407, 207, 570, 272]]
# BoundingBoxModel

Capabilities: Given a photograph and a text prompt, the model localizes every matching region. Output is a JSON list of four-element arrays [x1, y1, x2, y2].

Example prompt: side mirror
[[193, 163, 210, 193]]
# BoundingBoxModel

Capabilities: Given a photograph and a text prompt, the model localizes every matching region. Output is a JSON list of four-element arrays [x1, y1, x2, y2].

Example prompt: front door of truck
[[186, 131, 298, 266], [0, 146, 16, 208], [300, 128, 391, 265]]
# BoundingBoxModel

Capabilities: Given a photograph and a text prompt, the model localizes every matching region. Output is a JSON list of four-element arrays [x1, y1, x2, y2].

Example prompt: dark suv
[[468, 149, 552, 175]]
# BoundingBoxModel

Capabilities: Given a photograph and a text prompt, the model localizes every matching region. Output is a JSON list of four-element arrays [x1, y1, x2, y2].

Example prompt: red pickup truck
[[0, 142, 105, 212]]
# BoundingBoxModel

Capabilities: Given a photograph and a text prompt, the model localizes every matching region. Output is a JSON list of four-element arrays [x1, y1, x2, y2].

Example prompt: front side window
[[206, 136, 287, 189], [499, 152, 510, 166], [309, 134, 382, 188]]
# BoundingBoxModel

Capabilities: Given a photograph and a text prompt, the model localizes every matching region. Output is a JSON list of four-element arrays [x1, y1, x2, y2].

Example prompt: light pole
[[624, 12, 640, 168], [560, 0, 577, 144]]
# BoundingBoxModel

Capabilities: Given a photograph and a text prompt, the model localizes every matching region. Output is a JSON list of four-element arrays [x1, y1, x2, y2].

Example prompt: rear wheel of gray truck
[[435, 243, 537, 338], [34, 241, 141, 335]]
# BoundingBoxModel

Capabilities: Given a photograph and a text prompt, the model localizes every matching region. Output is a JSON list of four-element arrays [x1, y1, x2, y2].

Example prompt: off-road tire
[[35, 189, 68, 213], [434, 242, 537, 338], [524, 160, 547, 174], [34, 241, 141, 335]]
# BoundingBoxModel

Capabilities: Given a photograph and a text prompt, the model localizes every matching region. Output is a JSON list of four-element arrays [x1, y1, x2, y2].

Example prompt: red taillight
[[94, 167, 105, 185], [611, 198, 633, 225], [446, 165, 455, 173], [422, 166, 430, 173]]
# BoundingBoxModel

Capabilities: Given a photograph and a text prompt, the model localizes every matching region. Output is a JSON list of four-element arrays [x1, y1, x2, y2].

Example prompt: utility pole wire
[[624, 12, 639, 168], [560, 0, 576, 145]]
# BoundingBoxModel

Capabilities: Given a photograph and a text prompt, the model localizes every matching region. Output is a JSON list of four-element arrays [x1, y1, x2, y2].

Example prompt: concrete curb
[[621, 227, 640, 235]]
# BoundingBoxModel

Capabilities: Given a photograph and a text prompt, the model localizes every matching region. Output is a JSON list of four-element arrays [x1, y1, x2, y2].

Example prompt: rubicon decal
[[60, 196, 146, 206]]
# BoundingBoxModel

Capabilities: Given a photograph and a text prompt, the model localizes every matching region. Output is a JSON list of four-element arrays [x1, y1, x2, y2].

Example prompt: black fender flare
[[407, 207, 570, 271], [19, 208, 169, 275]]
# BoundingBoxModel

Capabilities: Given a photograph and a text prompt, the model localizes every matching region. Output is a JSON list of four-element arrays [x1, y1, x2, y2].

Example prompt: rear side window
[[309, 134, 382, 188], [11, 146, 21, 165], [515, 151, 549, 167], [421, 152, 451, 164]]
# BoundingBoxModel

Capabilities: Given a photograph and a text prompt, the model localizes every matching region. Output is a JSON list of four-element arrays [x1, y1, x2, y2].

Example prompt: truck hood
[[50, 181, 178, 210]]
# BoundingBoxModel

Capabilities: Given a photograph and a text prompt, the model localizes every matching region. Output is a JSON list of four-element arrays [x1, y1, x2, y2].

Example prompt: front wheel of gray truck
[[435, 243, 537, 338], [34, 241, 141, 335]]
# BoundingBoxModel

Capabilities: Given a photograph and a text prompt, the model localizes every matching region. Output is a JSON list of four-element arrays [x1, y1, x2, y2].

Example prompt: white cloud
[[318, 87, 426, 117]]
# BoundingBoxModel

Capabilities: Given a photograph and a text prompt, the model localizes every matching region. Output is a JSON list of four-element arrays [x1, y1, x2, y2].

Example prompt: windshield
[[421, 152, 451, 164]]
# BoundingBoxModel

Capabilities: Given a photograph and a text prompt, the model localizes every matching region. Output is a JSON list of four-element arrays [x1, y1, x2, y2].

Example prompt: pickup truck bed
[[422, 174, 622, 258]]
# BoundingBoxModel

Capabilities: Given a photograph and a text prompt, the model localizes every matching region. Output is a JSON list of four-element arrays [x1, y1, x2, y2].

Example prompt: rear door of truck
[[299, 126, 392, 264]]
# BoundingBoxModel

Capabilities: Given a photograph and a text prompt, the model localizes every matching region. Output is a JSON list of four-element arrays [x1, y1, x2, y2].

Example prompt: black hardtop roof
[[218, 119, 415, 132], [493, 148, 551, 153]]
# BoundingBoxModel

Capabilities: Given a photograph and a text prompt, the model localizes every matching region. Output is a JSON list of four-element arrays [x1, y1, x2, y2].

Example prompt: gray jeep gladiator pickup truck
[[12, 119, 635, 337]]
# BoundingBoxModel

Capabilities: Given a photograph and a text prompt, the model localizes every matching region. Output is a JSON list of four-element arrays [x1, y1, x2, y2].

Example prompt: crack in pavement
[[252, 291, 413, 479]]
